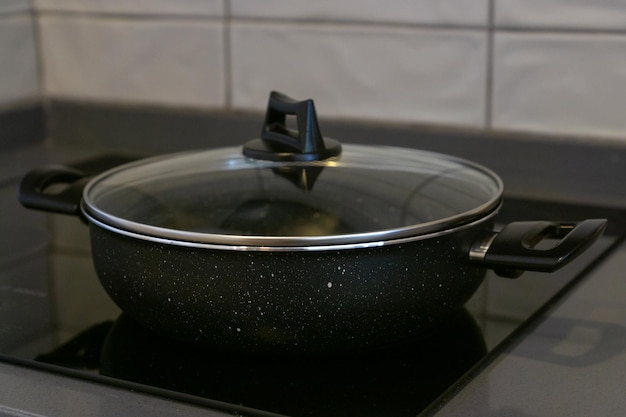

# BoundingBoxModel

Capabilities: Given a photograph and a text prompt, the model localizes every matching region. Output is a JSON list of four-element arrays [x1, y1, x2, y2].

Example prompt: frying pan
[[19, 92, 607, 353]]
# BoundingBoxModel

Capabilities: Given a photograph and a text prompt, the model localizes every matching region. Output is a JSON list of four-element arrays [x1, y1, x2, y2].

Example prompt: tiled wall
[[5, 1, 626, 140], [0, 0, 39, 108], [493, 1, 626, 139]]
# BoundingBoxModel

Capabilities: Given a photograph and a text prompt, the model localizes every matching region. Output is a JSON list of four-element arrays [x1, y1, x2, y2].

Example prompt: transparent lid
[[82, 144, 503, 248]]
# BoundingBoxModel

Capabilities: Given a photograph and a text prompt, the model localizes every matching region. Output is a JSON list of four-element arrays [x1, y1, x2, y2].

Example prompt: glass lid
[[82, 92, 502, 249], [82, 144, 502, 248]]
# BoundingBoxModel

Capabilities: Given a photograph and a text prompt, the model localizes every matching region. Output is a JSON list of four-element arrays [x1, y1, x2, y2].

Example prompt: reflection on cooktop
[[37, 310, 486, 417]]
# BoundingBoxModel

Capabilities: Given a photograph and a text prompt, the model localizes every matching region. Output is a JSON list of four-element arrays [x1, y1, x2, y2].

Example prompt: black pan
[[19, 92, 607, 353]]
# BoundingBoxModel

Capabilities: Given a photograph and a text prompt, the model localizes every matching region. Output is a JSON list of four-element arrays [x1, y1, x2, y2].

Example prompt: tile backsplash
[[492, 32, 626, 138], [3, 1, 626, 140], [34, 0, 224, 16], [0, 0, 39, 109], [495, 0, 626, 29], [229, 1, 489, 25], [40, 16, 225, 108], [230, 22, 487, 125]]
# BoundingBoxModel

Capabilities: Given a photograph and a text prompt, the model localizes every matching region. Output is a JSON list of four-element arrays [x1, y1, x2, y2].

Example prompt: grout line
[[484, 0, 496, 130], [0, 11, 30, 18], [22, 9, 626, 36], [29, 0, 52, 141], [33, 9, 222, 22], [223, 0, 233, 110], [494, 25, 626, 36], [18, 9, 489, 33], [229, 16, 487, 32], [221, 16, 626, 36]]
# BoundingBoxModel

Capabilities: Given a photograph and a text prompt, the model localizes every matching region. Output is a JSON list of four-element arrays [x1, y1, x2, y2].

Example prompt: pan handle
[[470, 219, 607, 278], [19, 164, 90, 217]]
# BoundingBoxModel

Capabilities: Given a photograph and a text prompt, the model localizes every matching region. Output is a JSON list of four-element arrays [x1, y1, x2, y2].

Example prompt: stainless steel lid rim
[[82, 202, 502, 252]]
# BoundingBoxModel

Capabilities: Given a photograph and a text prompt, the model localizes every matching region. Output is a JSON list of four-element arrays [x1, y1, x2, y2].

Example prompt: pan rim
[[83, 203, 501, 252]]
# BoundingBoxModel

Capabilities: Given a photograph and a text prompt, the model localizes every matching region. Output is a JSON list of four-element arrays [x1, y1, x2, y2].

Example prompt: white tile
[[231, 0, 489, 26], [492, 32, 626, 139], [496, 0, 626, 30], [0, 0, 31, 14], [0, 16, 39, 106], [34, 0, 223, 17], [40, 16, 225, 109], [231, 22, 487, 127]]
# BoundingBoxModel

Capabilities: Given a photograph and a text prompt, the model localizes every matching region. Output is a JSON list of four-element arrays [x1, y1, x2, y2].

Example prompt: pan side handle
[[19, 164, 90, 217], [469, 219, 608, 278]]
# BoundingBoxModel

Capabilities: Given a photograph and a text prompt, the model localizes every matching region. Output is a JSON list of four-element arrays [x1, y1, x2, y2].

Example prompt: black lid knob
[[243, 91, 342, 162]]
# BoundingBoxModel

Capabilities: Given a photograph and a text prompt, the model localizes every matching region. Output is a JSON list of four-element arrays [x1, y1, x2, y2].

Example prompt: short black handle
[[472, 219, 607, 278], [19, 164, 91, 216], [242, 91, 342, 161], [263, 91, 325, 154]]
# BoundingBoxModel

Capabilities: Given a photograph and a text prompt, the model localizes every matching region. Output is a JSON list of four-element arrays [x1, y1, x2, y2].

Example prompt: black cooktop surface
[[1, 154, 625, 417]]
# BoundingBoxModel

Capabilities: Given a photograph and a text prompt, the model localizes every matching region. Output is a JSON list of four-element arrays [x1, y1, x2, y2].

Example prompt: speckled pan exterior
[[89, 219, 491, 354]]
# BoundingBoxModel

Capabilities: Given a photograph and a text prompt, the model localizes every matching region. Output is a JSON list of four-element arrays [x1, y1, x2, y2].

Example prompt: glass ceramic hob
[[1, 154, 625, 417]]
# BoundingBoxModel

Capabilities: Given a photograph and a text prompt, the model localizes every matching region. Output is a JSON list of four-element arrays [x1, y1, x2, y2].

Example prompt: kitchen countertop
[[2, 107, 626, 416], [429, 239, 626, 416], [0, 361, 233, 417]]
